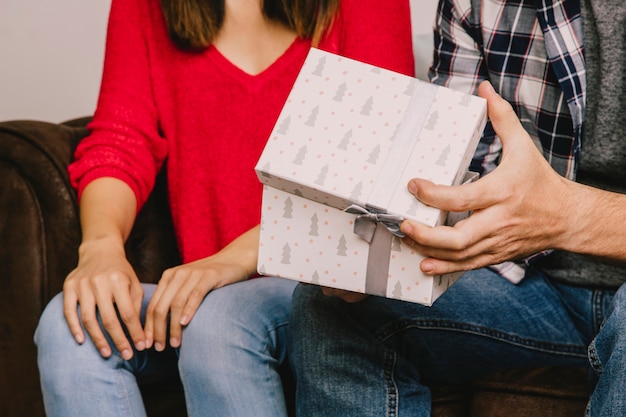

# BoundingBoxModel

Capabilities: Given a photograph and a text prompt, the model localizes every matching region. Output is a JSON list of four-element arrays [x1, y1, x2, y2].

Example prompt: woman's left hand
[[144, 226, 260, 351]]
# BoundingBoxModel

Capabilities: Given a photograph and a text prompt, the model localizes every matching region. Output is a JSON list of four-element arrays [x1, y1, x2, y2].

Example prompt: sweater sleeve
[[319, 0, 415, 77], [68, 0, 168, 210]]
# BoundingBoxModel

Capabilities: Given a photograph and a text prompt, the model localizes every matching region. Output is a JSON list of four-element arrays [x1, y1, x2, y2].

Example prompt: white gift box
[[255, 48, 486, 305]]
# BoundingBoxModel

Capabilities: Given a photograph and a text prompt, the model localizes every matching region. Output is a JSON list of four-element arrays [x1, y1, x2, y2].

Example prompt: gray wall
[[0, 0, 438, 123]]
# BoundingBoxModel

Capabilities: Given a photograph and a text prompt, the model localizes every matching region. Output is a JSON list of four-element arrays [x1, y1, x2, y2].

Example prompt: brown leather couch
[[0, 118, 590, 416]]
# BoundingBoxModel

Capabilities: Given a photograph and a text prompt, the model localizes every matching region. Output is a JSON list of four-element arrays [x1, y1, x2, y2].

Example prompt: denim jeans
[[288, 267, 626, 417], [34, 277, 297, 417]]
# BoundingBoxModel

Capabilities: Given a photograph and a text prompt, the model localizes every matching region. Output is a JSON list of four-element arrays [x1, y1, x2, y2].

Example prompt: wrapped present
[[255, 48, 486, 305]]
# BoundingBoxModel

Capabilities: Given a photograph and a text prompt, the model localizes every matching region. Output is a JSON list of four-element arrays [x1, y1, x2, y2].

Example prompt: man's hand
[[400, 81, 574, 275]]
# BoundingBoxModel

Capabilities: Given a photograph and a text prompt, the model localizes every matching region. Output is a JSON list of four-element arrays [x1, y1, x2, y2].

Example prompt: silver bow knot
[[343, 204, 405, 243]]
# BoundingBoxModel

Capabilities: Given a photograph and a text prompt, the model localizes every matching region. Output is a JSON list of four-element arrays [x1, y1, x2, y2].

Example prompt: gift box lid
[[255, 48, 486, 227]]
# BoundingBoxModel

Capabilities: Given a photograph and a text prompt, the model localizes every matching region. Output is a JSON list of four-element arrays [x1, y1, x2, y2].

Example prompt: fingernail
[[100, 347, 111, 357], [74, 334, 84, 344], [421, 261, 435, 274], [121, 349, 133, 360], [180, 315, 189, 326], [135, 340, 145, 351], [154, 342, 164, 352], [170, 337, 180, 347], [408, 180, 417, 194], [400, 222, 412, 235]]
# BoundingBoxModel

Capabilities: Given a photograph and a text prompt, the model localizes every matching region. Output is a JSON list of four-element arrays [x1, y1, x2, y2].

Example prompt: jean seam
[[383, 350, 398, 417], [375, 319, 588, 358], [264, 321, 290, 416], [591, 290, 606, 333], [114, 355, 140, 417]]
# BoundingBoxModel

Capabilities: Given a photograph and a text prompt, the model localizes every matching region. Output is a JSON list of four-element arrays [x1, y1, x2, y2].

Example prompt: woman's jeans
[[34, 277, 297, 417], [289, 267, 626, 417]]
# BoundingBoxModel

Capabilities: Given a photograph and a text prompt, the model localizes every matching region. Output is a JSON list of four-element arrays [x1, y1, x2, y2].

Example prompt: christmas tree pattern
[[294, 188, 303, 197], [436, 144, 450, 167], [333, 82, 347, 102], [283, 197, 293, 218], [277, 116, 291, 134], [309, 213, 319, 236], [404, 79, 417, 96], [258, 264, 266, 274], [281, 244, 291, 264], [314, 164, 329, 186], [390, 122, 402, 142], [367, 144, 381, 164], [305, 106, 319, 127], [312, 56, 326, 76], [337, 129, 352, 150], [350, 182, 363, 200], [293, 145, 307, 165], [424, 110, 439, 130], [406, 199, 420, 217], [370, 66, 381, 74], [311, 271, 321, 285], [337, 235, 348, 256], [392, 281, 403, 298], [459, 94, 472, 107], [360, 97, 374, 116]]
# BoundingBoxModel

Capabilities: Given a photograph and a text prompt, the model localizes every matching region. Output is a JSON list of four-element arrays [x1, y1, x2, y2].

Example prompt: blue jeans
[[288, 267, 626, 416], [34, 277, 297, 417]]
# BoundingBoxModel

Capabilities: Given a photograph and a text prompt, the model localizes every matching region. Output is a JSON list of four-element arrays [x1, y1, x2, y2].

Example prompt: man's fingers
[[477, 81, 526, 148], [401, 219, 472, 253], [407, 177, 501, 213]]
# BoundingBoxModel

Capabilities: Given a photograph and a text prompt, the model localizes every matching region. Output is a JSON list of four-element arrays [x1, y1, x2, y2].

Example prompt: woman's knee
[[35, 293, 89, 386], [180, 278, 296, 357], [178, 278, 296, 382], [34, 293, 73, 350]]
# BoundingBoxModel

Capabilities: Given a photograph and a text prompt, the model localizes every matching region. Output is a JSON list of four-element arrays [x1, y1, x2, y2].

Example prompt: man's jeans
[[289, 267, 626, 417], [34, 277, 297, 417]]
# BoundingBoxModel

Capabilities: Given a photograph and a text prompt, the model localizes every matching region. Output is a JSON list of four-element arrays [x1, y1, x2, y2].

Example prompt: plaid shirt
[[429, 0, 586, 282]]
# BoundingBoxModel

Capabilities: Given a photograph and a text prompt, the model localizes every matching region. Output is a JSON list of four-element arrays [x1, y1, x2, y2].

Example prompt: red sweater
[[69, 0, 415, 263]]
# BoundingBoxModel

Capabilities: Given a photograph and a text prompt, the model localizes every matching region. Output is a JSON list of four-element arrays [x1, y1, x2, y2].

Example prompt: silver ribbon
[[343, 80, 438, 296], [344, 204, 405, 243], [343, 205, 405, 297]]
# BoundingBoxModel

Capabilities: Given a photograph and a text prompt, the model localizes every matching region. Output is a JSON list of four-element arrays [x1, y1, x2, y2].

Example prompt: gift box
[[255, 48, 487, 305]]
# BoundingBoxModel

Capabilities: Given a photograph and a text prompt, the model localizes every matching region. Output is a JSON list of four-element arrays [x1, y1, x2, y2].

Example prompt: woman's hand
[[144, 226, 260, 351], [63, 237, 145, 360], [63, 177, 144, 360]]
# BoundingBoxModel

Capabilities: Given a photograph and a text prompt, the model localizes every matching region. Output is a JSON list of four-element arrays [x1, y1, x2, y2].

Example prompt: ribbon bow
[[343, 204, 405, 243]]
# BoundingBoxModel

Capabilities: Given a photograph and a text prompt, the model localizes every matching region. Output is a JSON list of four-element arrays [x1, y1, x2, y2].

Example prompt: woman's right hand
[[62, 236, 146, 360], [62, 177, 144, 359]]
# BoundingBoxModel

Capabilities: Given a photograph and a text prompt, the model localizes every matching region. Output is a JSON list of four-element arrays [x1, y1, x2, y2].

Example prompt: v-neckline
[[210, 37, 310, 85]]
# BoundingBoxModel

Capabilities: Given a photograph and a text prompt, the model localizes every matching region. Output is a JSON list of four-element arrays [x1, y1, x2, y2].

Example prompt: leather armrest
[[0, 119, 87, 415]]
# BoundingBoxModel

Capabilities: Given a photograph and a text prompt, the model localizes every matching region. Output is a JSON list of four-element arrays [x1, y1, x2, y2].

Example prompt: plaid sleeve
[[429, 0, 500, 176]]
